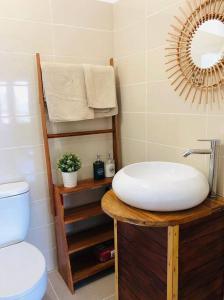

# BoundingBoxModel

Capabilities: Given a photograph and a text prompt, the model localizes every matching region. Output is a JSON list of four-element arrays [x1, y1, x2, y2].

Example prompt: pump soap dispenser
[[93, 154, 105, 180], [105, 153, 115, 178]]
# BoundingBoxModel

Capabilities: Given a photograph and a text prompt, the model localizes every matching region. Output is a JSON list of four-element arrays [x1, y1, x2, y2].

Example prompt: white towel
[[41, 63, 94, 122], [94, 107, 118, 118], [83, 64, 117, 109]]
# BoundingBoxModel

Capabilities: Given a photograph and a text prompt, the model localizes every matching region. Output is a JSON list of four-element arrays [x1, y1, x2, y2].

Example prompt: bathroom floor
[[43, 270, 115, 300]]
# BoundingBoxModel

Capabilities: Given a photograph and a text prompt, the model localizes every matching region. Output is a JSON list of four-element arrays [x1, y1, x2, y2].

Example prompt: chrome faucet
[[183, 139, 219, 198]]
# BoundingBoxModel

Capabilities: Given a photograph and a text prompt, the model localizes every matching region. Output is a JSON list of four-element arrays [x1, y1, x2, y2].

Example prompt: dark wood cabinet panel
[[179, 212, 224, 300], [117, 222, 167, 300]]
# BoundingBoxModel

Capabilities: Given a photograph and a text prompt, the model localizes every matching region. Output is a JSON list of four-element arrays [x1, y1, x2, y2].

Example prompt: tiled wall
[[0, 0, 113, 271], [113, 0, 224, 196]]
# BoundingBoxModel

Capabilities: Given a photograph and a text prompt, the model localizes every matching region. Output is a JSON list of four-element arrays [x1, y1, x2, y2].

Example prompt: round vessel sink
[[112, 162, 209, 212]]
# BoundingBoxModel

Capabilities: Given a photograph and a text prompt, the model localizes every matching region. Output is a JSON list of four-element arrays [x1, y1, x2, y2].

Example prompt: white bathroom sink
[[112, 162, 209, 212]]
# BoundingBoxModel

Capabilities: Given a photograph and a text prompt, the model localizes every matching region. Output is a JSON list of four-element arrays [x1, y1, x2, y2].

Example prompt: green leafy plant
[[57, 153, 81, 173]]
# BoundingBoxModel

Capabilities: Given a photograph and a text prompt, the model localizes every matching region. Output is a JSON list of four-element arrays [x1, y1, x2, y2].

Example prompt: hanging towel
[[41, 63, 94, 122], [83, 64, 117, 109], [94, 106, 118, 118]]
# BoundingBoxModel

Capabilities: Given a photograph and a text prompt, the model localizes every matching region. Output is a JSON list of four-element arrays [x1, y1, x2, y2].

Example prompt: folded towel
[[41, 63, 94, 122], [83, 64, 117, 109], [94, 107, 118, 118]]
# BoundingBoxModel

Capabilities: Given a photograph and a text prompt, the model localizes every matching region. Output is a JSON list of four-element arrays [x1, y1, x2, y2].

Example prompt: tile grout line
[[28, 221, 55, 231], [113, 19, 145, 33], [48, 0, 56, 58], [144, 0, 148, 161], [121, 111, 217, 117], [146, 0, 183, 18], [0, 50, 113, 62], [103, 294, 115, 300], [48, 278, 60, 300], [0, 17, 113, 33]]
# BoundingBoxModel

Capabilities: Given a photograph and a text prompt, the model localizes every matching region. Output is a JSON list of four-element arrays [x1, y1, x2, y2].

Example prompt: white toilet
[[0, 181, 47, 300]]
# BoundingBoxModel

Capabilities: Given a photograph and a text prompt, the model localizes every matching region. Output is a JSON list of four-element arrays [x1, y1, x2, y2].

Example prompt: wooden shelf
[[64, 202, 103, 224], [67, 223, 114, 255], [71, 250, 114, 283], [55, 178, 112, 195]]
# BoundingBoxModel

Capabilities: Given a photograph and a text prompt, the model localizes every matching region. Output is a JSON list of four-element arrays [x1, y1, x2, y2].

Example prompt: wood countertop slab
[[101, 190, 224, 227]]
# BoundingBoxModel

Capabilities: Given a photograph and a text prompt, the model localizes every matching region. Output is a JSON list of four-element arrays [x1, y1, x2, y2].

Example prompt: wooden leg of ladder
[[54, 187, 74, 294]]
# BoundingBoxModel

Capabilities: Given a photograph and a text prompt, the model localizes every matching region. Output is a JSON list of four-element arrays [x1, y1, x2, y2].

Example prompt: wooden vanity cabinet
[[102, 190, 224, 300]]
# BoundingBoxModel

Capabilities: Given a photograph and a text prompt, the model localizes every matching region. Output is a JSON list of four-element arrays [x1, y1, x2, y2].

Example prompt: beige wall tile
[[147, 4, 180, 49], [0, 116, 42, 148], [120, 83, 146, 113], [0, 53, 36, 83], [0, 19, 53, 54], [53, 25, 113, 59], [114, 21, 146, 57], [147, 142, 179, 161], [52, 0, 113, 30], [121, 138, 146, 166], [25, 172, 49, 202], [147, 142, 207, 175], [43, 249, 58, 272], [113, 0, 146, 30], [147, 47, 167, 82], [216, 155, 224, 196], [116, 53, 146, 86], [147, 114, 207, 148], [52, 55, 108, 65], [26, 223, 56, 255], [121, 113, 146, 140], [0, 0, 51, 22], [0, 146, 46, 181], [30, 200, 53, 229], [206, 115, 224, 144], [147, 0, 182, 16], [148, 81, 207, 114], [0, 82, 38, 118], [207, 101, 224, 115]]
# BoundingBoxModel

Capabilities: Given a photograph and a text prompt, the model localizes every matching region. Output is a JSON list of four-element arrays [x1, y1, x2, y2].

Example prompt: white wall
[[0, 0, 113, 271]]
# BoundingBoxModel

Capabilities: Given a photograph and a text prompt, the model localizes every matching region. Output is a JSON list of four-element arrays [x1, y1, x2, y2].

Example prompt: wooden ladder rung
[[47, 129, 113, 139]]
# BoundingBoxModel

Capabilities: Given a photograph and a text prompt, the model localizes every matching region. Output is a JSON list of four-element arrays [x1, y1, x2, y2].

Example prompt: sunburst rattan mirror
[[166, 0, 224, 104]]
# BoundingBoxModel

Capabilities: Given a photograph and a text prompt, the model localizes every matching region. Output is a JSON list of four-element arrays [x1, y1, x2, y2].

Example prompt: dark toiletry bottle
[[93, 154, 105, 180]]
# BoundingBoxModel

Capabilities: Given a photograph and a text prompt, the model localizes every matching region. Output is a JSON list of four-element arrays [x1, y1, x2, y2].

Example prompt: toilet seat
[[0, 242, 47, 300]]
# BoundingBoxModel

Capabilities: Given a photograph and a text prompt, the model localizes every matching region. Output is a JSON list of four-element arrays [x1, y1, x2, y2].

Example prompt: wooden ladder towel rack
[[36, 53, 121, 293]]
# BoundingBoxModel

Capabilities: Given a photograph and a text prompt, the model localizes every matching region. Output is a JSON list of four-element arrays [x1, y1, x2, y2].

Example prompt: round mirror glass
[[191, 20, 224, 69]]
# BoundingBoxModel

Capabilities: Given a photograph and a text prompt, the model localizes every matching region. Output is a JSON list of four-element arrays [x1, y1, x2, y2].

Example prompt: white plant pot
[[62, 171, 77, 188]]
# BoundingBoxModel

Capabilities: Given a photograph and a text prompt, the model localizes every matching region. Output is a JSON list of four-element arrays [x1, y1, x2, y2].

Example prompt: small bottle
[[105, 153, 115, 178], [93, 154, 105, 180]]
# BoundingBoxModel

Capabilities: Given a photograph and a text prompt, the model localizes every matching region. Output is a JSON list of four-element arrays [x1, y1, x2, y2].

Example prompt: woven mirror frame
[[166, 0, 224, 104]]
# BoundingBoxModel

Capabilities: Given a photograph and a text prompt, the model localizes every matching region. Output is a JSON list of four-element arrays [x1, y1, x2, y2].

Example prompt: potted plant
[[57, 153, 81, 188]]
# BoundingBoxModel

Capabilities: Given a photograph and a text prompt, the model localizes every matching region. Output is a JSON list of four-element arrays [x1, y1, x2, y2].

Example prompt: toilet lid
[[0, 181, 29, 199], [0, 242, 46, 299]]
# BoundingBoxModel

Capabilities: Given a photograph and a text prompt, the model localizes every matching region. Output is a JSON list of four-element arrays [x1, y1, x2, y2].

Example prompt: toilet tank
[[0, 182, 30, 248]]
